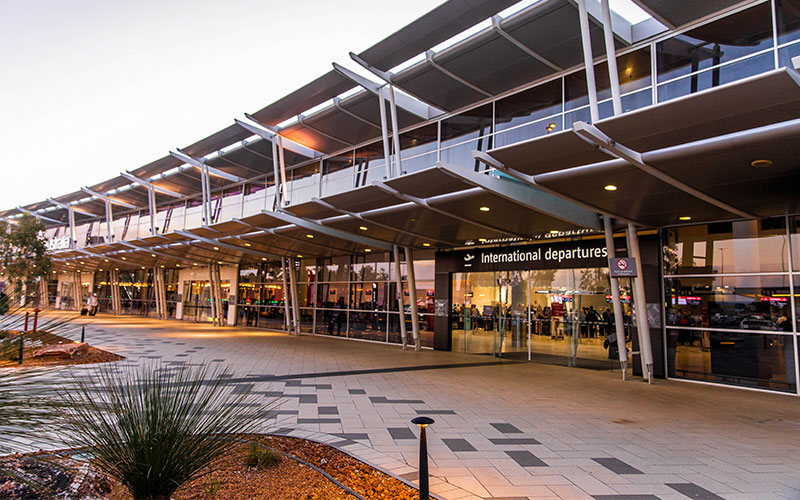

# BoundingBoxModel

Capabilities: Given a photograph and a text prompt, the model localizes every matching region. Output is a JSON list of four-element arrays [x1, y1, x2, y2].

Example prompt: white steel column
[[271, 138, 282, 207], [277, 136, 290, 205], [600, 0, 622, 115], [287, 258, 301, 335], [626, 223, 654, 383], [604, 216, 628, 379], [72, 270, 82, 311], [577, 0, 600, 122], [405, 246, 421, 351], [387, 87, 404, 177], [68, 208, 77, 248], [392, 245, 409, 349], [280, 258, 292, 333], [153, 267, 161, 319], [377, 91, 393, 179], [147, 186, 158, 235]]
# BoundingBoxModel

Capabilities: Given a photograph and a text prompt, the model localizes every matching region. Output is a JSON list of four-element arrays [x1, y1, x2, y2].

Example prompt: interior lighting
[[751, 159, 772, 168], [479, 206, 490, 212], [364, 248, 372, 253], [213, 246, 219, 250], [141, 266, 146, 269], [244, 242, 251, 247], [176, 264, 181, 267], [79, 261, 84, 264], [218, 261, 223, 264], [546, 123, 557, 133], [160, 265, 165, 268], [193, 263, 198, 266], [679, 216, 692, 221], [604, 184, 618, 191], [261, 257, 267, 261], [104, 259, 109, 262], [121, 257, 127, 260], [297, 254, 303, 258], [359, 226, 368, 231], [306, 234, 314, 238], [422, 243, 431, 247]]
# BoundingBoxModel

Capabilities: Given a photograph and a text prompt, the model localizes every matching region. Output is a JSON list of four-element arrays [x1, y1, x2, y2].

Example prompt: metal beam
[[571, 121, 757, 219], [117, 240, 212, 266], [491, 16, 562, 71], [577, 0, 600, 122], [600, 0, 623, 116], [15, 207, 62, 224], [81, 187, 139, 209], [472, 150, 640, 225], [171, 149, 245, 183], [297, 115, 354, 146], [238, 115, 324, 159], [371, 180, 527, 239], [268, 209, 393, 251], [46, 198, 96, 217], [311, 197, 458, 246], [232, 219, 346, 254], [425, 50, 492, 98], [175, 229, 283, 260], [333, 97, 381, 129], [435, 162, 601, 230], [120, 172, 184, 198]]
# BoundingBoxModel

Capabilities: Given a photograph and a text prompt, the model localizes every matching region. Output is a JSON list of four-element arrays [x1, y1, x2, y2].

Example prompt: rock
[[32, 342, 89, 359]]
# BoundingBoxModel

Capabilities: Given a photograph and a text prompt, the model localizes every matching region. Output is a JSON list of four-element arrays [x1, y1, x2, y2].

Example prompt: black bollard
[[411, 416, 434, 500], [81, 324, 85, 343]]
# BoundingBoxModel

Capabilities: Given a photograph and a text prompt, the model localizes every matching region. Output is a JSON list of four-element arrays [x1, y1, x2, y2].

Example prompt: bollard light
[[81, 324, 86, 343], [411, 416, 435, 500]]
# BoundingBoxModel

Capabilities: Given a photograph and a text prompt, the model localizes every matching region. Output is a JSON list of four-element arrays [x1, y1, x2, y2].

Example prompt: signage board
[[609, 257, 637, 277], [46, 237, 71, 251], [437, 240, 608, 273]]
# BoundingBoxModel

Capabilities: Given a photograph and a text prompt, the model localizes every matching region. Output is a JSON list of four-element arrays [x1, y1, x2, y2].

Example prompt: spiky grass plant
[[59, 362, 279, 500]]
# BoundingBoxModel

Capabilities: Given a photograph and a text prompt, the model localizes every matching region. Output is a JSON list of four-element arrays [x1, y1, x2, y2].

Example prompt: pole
[[405, 246, 421, 351], [576, 0, 600, 122], [600, 0, 622, 116], [626, 223, 654, 383], [392, 245, 408, 349], [411, 416, 434, 500], [32, 308, 39, 333], [603, 216, 628, 380], [281, 257, 291, 333], [19, 311, 29, 364], [81, 324, 85, 343]]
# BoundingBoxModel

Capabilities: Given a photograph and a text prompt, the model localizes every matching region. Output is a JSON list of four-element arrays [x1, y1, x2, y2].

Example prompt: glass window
[[663, 219, 789, 274], [495, 79, 562, 133], [776, 0, 800, 45], [665, 275, 791, 330], [657, 52, 774, 102], [656, 4, 773, 84], [667, 329, 796, 393], [440, 104, 493, 148], [319, 256, 350, 282], [400, 123, 438, 156], [791, 215, 800, 272]]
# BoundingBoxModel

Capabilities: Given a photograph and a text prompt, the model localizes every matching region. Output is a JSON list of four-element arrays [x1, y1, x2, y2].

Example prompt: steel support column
[[281, 257, 292, 333], [72, 270, 82, 312], [626, 223, 654, 383], [576, 0, 600, 122], [603, 216, 628, 379], [405, 246, 421, 351], [392, 245, 409, 349], [287, 257, 301, 336], [600, 0, 622, 115]]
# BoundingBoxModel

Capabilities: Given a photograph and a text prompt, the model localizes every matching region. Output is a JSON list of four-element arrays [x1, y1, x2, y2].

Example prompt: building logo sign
[[46, 237, 71, 251], [438, 239, 609, 273]]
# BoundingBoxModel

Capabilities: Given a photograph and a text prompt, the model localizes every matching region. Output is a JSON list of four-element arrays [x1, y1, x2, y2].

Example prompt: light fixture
[[193, 263, 198, 266], [422, 243, 431, 247], [306, 234, 314, 238], [79, 261, 84, 265], [141, 266, 145, 269], [104, 259, 109, 262], [98, 268, 103, 271], [261, 257, 267, 261], [546, 122, 557, 133], [151, 254, 156, 257], [479, 206, 490, 212], [359, 226, 368, 231], [121, 257, 127, 260], [297, 254, 303, 258], [217, 261, 223, 264], [244, 242, 251, 247], [679, 216, 692, 221], [604, 184, 618, 191], [751, 159, 772, 168], [213, 246, 219, 250], [176, 264, 181, 267], [364, 248, 372, 253], [160, 265, 165, 268]]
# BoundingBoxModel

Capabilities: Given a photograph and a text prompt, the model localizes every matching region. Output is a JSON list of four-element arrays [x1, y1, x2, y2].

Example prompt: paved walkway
[[3, 313, 800, 500]]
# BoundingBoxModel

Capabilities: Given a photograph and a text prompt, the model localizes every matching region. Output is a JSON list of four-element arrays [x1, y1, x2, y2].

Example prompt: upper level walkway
[[3, 313, 799, 500]]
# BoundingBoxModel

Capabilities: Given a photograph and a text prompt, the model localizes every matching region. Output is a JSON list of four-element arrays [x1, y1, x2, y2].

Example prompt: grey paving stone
[[400, 471, 418, 481], [348, 389, 366, 395], [387, 427, 416, 440], [318, 406, 339, 415], [593, 457, 644, 475], [505, 450, 547, 467], [490, 422, 522, 434], [666, 483, 725, 499], [489, 437, 540, 445], [442, 438, 476, 452], [592, 496, 660, 500]]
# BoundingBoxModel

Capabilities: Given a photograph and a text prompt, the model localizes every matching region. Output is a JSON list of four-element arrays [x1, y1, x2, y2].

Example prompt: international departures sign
[[436, 239, 609, 273]]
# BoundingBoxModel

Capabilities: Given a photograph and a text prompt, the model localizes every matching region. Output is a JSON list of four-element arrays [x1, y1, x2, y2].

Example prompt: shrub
[[244, 442, 281, 469], [60, 361, 279, 500]]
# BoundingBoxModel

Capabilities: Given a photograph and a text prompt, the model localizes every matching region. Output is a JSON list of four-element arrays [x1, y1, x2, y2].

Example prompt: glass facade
[[663, 216, 799, 393]]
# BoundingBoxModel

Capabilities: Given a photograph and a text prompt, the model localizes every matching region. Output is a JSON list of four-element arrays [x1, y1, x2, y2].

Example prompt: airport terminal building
[[4, 0, 800, 395]]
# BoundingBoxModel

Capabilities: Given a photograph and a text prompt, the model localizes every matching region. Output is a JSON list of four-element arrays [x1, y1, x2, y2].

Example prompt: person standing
[[88, 293, 99, 316]]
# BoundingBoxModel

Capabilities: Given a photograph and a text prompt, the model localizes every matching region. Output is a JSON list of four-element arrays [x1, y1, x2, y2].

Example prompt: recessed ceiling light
[[751, 159, 772, 168], [193, 263, 198, 266], [244, 242, 251, 247], [104, 259, 109, 262], [604, 184, 618, 191], [679, 216, 692, 221], [306, 234, 314, 238], [141, 266, 145, 269], [297, 254, 303, 258], [479, 206, 490, 212], [213, 246, 219, 250], [261, 257, 267, 261], [364, 248, 371, 252], [217, 261, 223, 264], [422, 243, 431, 247], [151, 254, 156, 257], [121, 257, 126, 260], [359, 226, 368, 231]]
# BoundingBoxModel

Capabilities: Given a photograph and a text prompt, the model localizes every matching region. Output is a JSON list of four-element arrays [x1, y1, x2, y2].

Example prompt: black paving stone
[[442, 438, 476, 452], [593, 496, 660, 500], [387, 428, 416, 440], [334, 433, 369, 441], [348, 389, 367, 395], [666, 483, 725, 499], [505, 450, 547, 467], [329, 439, 356, 447], [298, 394, 318, 403], [489, 438, 540, 445], [370, 396, 425, 404], [491, 423, 523, 434], [231, 384, 254, 394], [296, 418, 341, 424], [592, 457, 644, 475], [317, 406, 339, 415], [415, 409, 456, 415]]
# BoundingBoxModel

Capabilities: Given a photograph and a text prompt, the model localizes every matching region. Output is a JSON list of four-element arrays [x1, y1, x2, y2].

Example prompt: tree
[[0, 215, 52, 297]]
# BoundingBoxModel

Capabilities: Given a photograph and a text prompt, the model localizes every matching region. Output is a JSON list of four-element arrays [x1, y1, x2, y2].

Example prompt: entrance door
[[493, 271, 529, 359]]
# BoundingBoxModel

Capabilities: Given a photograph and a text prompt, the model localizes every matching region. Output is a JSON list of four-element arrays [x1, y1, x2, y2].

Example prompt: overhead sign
[[609, 257, 637, 277], [46, 237, 71, 251], [437, 240, 608, 273]]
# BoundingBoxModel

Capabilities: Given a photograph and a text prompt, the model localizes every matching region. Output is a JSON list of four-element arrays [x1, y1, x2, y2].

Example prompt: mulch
[[0, 331, 124, 368], [0, 435, 421, 500]]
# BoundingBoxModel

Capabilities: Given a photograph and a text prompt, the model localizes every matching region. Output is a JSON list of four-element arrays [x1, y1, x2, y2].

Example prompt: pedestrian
[[88, 292, 99, 316], [604, 331, 619, 360]]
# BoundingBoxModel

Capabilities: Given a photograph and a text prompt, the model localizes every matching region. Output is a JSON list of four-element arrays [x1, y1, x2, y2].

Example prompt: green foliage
[[201, 477, 223, 497], [0, 214, 52, 291], [244, 442, 281, 469], [59, 361, 280, 500]]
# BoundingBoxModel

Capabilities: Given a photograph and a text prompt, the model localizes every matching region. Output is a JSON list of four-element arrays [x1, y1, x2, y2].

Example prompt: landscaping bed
[[0, 331, 123, 367], [0, 435, 420, 500]]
